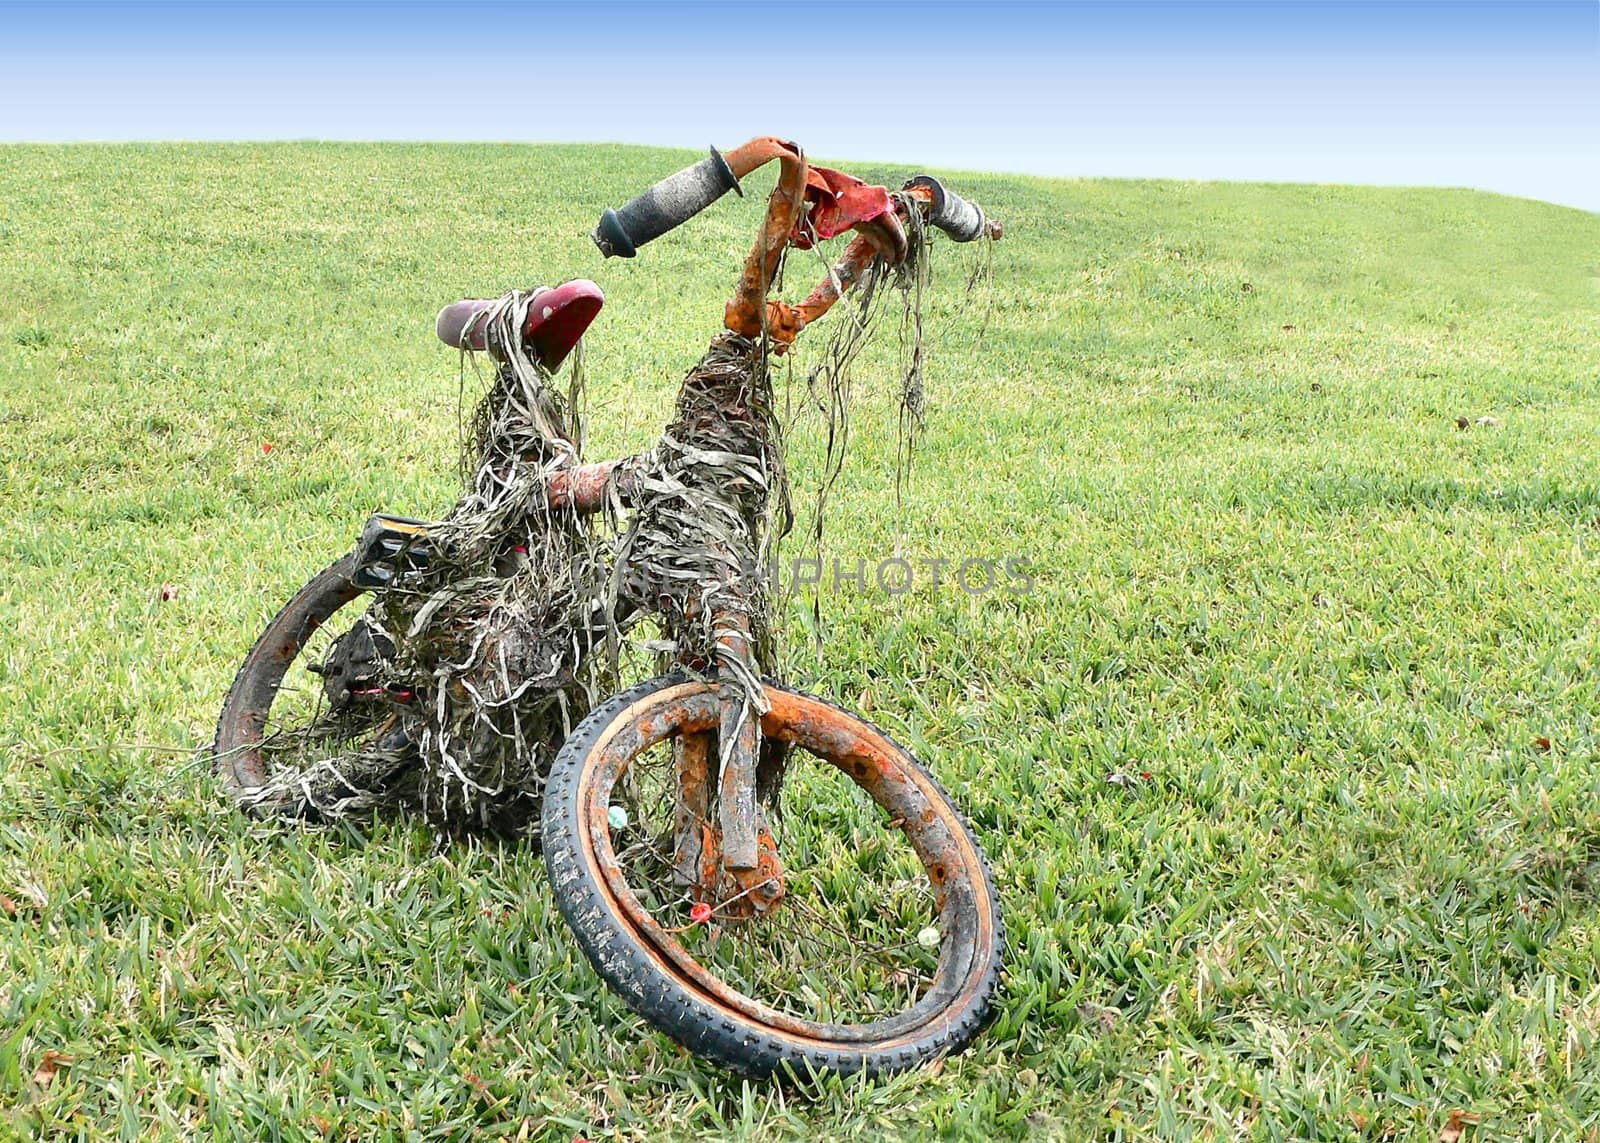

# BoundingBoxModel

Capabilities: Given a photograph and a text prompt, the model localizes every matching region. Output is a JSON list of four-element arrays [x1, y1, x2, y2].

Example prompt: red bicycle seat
[[435, 279, 604, 371]]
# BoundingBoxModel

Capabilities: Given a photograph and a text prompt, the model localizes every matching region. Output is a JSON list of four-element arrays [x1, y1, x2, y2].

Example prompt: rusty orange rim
[[573, 680, 998, 1049]]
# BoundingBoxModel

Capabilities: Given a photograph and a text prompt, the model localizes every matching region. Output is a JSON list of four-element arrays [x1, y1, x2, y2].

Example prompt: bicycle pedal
[[353, 513, 441, 589]]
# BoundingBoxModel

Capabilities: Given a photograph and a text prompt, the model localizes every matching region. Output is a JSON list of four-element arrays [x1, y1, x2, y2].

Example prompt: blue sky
[[3, 1, 1596, 211]]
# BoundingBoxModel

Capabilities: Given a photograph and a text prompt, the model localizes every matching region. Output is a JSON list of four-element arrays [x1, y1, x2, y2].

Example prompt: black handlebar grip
[[904, 175, 988, 243], [592, 146, 743, 258]]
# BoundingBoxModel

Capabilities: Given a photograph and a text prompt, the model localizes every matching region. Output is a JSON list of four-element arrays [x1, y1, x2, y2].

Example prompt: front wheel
[[540, 675, 1004, 1078]]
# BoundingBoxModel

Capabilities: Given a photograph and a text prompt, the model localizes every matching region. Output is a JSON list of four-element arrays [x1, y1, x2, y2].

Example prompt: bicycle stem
[[721, 137, 810, 341]]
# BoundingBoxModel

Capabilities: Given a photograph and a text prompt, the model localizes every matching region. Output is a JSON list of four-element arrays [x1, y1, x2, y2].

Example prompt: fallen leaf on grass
[[32, 1050, 69, 1089], [1, 895, 16, 917], [1439, 1109, 1480, 1142], [1105, 771, 1136, 789], [1534, 736, 1552, 752]]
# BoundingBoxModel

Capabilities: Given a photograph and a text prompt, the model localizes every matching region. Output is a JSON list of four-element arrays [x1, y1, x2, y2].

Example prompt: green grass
[[2, 142, 1599, 1139]]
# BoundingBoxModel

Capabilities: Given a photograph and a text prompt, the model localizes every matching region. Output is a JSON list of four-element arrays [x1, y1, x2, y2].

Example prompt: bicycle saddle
[[435, 278, 603, 371]]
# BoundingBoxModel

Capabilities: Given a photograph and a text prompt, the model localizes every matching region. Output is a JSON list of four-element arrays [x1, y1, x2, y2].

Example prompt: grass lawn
[[2, 142, 1598, 1140]]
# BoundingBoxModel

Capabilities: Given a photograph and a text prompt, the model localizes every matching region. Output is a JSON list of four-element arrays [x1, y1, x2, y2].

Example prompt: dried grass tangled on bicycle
[[259, 210, 959, 836]]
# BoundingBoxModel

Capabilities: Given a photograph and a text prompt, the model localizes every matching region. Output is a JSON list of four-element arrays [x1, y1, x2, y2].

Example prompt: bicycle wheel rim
[[569, 679, 999, 1046], [214, 556, 396, 811]]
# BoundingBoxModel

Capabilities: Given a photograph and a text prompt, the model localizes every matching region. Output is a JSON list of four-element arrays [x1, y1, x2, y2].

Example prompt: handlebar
[[592, 146, 743, 258], [591, 143, 1001, 258], [902, 175, 1000, 243], [592, 137, 1001, 351]]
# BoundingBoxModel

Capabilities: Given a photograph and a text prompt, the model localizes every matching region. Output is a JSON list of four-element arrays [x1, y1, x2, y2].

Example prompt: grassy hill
[[2, 143, 1598, 1138]]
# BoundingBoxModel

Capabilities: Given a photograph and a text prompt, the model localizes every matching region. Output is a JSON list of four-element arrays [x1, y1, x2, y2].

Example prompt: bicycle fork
[[663, 607, 787, 919]]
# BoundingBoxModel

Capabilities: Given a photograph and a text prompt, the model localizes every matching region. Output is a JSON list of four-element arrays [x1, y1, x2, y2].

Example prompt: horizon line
[[3, 137, 1594, 215]]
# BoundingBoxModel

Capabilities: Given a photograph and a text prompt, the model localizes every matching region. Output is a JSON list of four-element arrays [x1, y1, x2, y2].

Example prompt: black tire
[[212, 553, 392, 815], [541, 674, 1004, 1078]]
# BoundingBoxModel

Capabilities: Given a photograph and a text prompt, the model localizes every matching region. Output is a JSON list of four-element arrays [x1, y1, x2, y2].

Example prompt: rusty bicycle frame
[[495, 137, 1002, 918]]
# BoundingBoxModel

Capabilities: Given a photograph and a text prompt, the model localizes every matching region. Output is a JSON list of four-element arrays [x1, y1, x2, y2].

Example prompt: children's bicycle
[[212, 138, 1005, 1077]]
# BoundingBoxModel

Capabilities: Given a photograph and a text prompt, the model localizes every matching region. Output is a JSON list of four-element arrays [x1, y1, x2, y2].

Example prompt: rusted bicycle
[[213, 138, 1004, 1077]]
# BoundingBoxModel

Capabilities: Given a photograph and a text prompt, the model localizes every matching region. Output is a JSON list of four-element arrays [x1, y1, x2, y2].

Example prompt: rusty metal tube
[[762, 233, 880, 351], [721, 138, 809, 339], [544, 458, 637, 513], [710, 607, 762, 871]]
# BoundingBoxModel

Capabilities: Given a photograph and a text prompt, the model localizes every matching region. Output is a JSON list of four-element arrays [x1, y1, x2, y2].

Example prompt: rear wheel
[[541, 674, 1004, 1078], [212, 554, 412, 816]]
